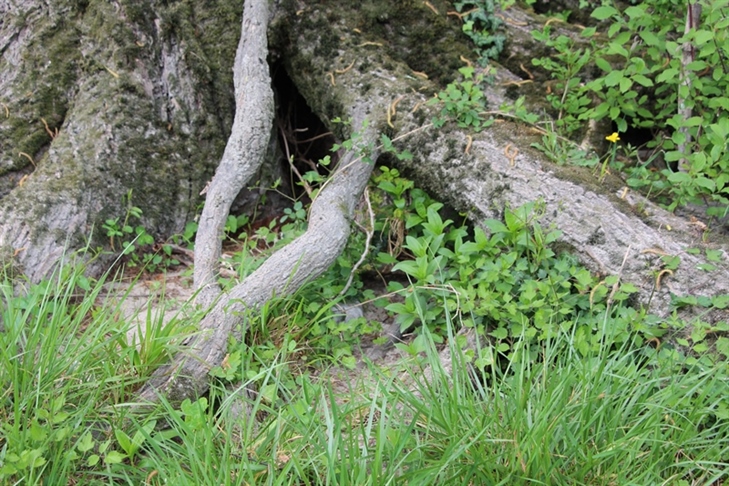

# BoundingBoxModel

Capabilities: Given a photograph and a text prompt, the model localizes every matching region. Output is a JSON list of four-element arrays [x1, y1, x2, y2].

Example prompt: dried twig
[[606, 245, 632, 307], [387, 95, 405, 128], [41, 117, 58, 139], [340, 187, 375, 296], [334, 60, 355, 74], [18, 152, 36, 168]]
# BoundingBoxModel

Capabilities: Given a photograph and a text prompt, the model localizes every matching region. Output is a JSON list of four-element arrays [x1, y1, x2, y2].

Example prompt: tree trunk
[[279, 0, 729, 315], [0, 0, 264, 279], [191, 0, 275, 309], [2, 0, 727, 403]]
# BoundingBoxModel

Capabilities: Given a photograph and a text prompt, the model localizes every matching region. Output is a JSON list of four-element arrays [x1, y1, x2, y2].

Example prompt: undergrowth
[[1, 249, 727, 484], [439, 0, 729, 221], [5, 161, 724, 484]]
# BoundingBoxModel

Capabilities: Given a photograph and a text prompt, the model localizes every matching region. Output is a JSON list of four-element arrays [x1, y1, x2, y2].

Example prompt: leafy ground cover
[[2, 164, 728, 485], [452, 0, 729, 222]]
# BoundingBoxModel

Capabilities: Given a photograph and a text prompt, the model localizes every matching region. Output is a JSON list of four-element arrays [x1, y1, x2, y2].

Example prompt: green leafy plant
[[584, 1, 729, 213], [454, 0, 506, 64], [510, 0, 729, 217], [101, 190, 179, 272], [113, 420, 156, 465], [0, 259, 173, 483], [382, 198, 663, 358], [431, 66, 493, 130], [101, 190, 153, 255], [2, 175, 729, 484], [224, 213, 250, 237], [280, 200, 307, 225], [529, 126, 601, 167], [531, 26, 594, 136]]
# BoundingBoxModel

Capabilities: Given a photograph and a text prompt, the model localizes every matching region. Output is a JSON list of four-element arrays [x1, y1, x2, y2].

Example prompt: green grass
[[0, 260, 197, 484], [1, 260, 728, 485]]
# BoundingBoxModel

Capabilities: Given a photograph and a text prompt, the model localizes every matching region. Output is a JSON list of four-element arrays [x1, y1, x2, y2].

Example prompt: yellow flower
[[605, 132, 620, 143]]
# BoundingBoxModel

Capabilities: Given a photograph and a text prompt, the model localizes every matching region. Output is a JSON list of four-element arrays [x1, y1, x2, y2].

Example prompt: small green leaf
[[711, 295, 729, 309], [104, 451, 127, 464], [377, 252, 398, 265], [261, 384, 278, 403], [115, 430, 133, 456], [620, 283, 639, 293], [639, 31, 661, 46], [341, 355, 357, 369], [698, 296, 713, 307], [691, 29, 713, 46], [30, 420, 47, 442], [656, 68, 679, 83], [619, 77, 632, 93], [705, 249, 723, 262], [77, 432, 95, 453], [595, 57, 612, 72], [623, 6, 644, 18], [591, 5, 618, 20], [490, 327, 508, 340], [693, 342, 709, 353], [603, 70, 623, 87], [661, 255, 681, 270], [632, 74, 653, 87]]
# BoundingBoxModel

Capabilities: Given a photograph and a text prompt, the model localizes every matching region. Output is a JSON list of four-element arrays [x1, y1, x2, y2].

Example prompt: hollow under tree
[[1, 0, 727, 404]]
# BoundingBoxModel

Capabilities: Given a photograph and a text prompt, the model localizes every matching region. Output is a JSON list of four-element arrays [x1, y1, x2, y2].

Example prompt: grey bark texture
[[0, 0, 259, 279], [281, 0, 729, 318], [192, 0, 274, 308]]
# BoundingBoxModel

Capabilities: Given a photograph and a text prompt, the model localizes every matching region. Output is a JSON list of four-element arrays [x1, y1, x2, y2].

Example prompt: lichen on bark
[[0, 0, 247, 280]]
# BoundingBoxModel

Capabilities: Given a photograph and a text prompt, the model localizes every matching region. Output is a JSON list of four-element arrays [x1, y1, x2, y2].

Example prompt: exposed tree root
[[279, 2, 729, 318], [193, 0, 275, 309], [137, 0, 382, 404]]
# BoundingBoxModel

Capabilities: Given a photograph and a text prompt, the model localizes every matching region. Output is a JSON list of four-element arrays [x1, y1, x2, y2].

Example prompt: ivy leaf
[[77, 432, 95, 453], [705, 249, 723, 262], [697, 263, 717, 272], [716, 337, 729, 358], [489, 327, 508, 340], [711, 295, 729, 309]]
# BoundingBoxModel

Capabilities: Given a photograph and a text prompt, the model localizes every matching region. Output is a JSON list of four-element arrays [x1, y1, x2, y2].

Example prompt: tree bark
[[278, 0, 729, 317], [0, 0, 250, 279], [192, 0, 274, 308]]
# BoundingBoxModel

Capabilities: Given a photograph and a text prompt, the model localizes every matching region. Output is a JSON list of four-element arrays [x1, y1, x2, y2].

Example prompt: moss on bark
[[0, 0, 246, 279]]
